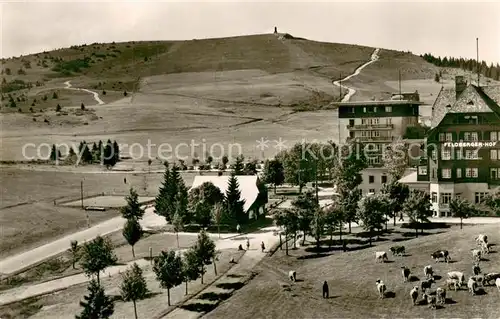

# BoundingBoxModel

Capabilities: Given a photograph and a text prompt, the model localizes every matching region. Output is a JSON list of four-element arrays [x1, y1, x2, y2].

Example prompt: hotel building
[[335, 93, 422, 194], [415, 76, 500, 217]]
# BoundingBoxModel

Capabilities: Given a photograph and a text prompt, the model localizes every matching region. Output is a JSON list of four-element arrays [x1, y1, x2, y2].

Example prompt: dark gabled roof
[[430, 85, 500, 129]]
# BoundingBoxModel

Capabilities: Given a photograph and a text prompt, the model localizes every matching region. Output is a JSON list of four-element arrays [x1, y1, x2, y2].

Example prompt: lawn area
[[205, 223, 500, 318], [0, 248, 244, 319]]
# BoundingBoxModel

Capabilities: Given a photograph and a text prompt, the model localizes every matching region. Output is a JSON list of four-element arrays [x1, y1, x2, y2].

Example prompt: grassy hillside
[[1, 34, 438, 95]]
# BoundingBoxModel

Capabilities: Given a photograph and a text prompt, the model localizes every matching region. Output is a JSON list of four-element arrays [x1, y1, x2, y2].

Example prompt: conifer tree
[[224, 174, 246, 226], [233, 154, 245, 175], [76, 279, 114, 319], [121, 188, 145, 220], [122, 219, 142, 258]]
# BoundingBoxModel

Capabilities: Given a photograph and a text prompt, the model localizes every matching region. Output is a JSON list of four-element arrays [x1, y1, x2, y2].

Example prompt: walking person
[[236, 224, 241, 233], [246, 238, 250, 250], [342, 240, 347, 252], [261, 241, 265, 253], [322, 281, 329, 298], [399, 212, 404, 222]]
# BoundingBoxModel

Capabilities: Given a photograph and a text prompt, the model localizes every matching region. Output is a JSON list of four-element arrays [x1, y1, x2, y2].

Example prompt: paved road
[[0, 226, 279, 306], [332, 48, 380, 102], [0, 207, 164, 276]]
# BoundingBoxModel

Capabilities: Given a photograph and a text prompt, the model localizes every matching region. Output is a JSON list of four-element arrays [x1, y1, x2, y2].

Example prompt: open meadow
[[0, 167, 212, 258], [206, 223, 500, 318]]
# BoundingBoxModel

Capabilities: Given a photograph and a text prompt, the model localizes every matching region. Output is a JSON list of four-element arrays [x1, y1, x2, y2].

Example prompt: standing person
[[236, 224, 241, 233], [342, 240, 347, 252], [124, 177, 127, 184], [246, 238, 250, 250], [322, 281, 329, 298], [399, 212, 404, 222], [261, 241, 265, 252]]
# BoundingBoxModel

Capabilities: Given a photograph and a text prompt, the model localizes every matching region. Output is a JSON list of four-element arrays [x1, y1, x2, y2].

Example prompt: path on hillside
[[0, 207, 166, 276], [64, 81, 105, 105], [0, 227, 279, 306], [332, 48, 380, 102]]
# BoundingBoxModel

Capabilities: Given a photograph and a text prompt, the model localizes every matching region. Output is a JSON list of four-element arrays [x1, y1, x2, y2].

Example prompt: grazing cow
[[289, 270, 297, 282], [470, 275, 484, 287], [431, 250, 450, 263], [424, 265, 434, 279], [483, 273, 500, 286], [472, 263, 481, 276], [436, 287, 446, 305], [401, 267, 411, 282], [425, 293, 437, 309], [471, 249, 482, 262], [410, 286, 419, 305], [481, 242, 491, 254], [467, 277, 478, 295], [446, 278, 460, 291], [475, 234, 488, 245], [390, 246, 406, 256], [375, 279, 386, 299], [375, 251, 388, 262], [496, 278, 500, 291], [421, 278, 433, 293], [447, 271, 465, 287]]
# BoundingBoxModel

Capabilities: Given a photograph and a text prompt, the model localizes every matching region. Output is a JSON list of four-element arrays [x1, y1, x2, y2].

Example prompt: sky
[[1, 1, 499, 64]]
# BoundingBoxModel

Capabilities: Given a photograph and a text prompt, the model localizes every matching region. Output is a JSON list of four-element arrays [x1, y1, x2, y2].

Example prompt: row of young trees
[[72, 228, 217, 318], [421, 53, 500, 81], [49, 139, 120, 166]]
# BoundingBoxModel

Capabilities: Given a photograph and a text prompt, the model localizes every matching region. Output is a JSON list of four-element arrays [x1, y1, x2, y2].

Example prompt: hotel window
[[491, 150, 499, 160], [439, 133, 445, 142], [347, 107, 355, 113], [372, 118, 380, 125], [418, 166, 427, 175], [431, 150, 437, 160], [466, 168, 478, 178], [441, 193, 452, 204], [369, 189, 376, 194], [432, 168, 437, 178], [381, 175, 387, 184], [456, 168, 462, 178], [441, 149, 451, 160], [368, 157, 381, 165], [431, 192, 437, 203], [369, 175, 374, 183], [464, 132, 471, 141], [445, 133, 452, 141], [471, 132, 478, 141], [442, 168, 451, 179], [372, 131, 381, 137], [456, 149, 463, 160], [465, 150, 479, 159], [490, 168, 498, 179], [475, 192, 487, 204], [385, 106, 392, 112], [491, 132, 499, 141], [386, 118, 392, 125]]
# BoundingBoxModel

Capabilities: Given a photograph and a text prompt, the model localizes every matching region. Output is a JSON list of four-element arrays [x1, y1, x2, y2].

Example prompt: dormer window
[[467, 100, 474, 105]]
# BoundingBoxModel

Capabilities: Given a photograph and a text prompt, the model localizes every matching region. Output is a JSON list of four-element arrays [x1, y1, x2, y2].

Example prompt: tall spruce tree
[[121, 188, 145, 220], [224, 174, 246, 226], [76, 279, 114, 319]]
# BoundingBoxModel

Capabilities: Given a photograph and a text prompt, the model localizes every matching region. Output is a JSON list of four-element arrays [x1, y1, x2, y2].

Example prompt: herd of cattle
[[373, 234, 500, 309]]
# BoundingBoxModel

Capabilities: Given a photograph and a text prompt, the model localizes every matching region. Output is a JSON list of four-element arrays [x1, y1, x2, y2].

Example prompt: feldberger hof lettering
[[443, 141, 498, 148]]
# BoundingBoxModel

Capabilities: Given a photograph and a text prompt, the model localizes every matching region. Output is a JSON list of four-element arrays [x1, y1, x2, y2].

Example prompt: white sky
[[1, 1, 499, 64]]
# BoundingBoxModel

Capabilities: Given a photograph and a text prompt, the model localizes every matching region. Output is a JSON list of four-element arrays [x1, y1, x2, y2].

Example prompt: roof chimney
[[455, 76, 467, 98]]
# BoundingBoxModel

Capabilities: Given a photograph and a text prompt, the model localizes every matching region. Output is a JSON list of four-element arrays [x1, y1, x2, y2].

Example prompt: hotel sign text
[[443, 141, 498, 148]]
